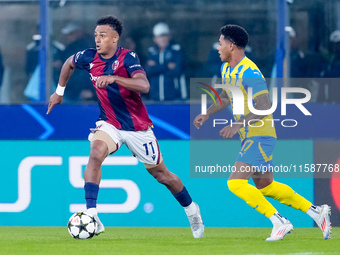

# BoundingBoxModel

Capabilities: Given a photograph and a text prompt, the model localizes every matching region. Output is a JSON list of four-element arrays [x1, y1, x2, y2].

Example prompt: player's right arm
[[193, 89, 230, 129], [46, 55, 75, 114]]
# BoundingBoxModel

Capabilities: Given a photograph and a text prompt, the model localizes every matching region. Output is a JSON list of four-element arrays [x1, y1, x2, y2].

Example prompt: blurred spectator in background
[[0, 47, 4, 87], [60, 23, 96, 103], [122, 34, 146, 65], [288, 27, 328, 102], [123, 35, 136, 51], [270, 27, 307, 78], [25, 33, 64, 85], [288, 28, 307, 78], [270, 27, 326, 102], [205, 42, 221, 78], [323, 30, 340, 103], [24, 31, 64, 101], [145, 22, 187, 101]]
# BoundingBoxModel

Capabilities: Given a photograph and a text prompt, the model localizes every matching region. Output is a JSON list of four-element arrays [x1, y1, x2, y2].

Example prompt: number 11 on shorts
[[143, 142, 155, 156]]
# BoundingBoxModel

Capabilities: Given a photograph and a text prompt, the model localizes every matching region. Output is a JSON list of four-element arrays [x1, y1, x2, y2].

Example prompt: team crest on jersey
[[112, 60, 119, 71]]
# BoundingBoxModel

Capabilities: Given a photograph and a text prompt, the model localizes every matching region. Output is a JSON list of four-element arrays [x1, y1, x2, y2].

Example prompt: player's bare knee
[[168, 172, 181, 185], [89, 142, 108, 163], [90, 130, 117, 155], [146, 159, 178, 186], [156, 174, 168, 185], [153, 170, 169, 185], [253, 178, 273, 190]]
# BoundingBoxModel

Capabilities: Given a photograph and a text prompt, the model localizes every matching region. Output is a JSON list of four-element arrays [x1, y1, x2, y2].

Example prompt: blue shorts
[[236, 136, 276, 172]]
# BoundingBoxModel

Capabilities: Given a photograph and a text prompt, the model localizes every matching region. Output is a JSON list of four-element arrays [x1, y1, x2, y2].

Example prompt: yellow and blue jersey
[[221, 56, 277, 141]]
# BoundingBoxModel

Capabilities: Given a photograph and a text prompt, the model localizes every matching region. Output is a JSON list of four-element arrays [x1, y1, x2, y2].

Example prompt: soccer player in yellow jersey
[[194, 24, 331, 241]]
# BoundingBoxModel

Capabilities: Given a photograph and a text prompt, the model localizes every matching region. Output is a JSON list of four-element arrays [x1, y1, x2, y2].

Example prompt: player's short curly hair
[[220, 24, 249, 48], [97, 15, 124, 36]]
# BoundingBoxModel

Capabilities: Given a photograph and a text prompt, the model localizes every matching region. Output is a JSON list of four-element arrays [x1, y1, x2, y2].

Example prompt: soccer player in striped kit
[[47, 15, 204, 238]]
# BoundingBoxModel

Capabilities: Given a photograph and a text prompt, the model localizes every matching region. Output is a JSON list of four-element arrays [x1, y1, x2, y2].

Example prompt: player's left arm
[[219, 93, 272, 139], [95, 73, 150, 93]]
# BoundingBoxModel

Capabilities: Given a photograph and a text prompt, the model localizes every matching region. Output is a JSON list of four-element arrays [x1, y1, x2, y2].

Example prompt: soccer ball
[[68, 212, 97, 239]]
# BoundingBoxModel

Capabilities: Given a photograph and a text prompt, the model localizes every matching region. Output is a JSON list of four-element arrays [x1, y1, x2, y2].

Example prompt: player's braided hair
[[220, 24, 249, 48], [97, 15, 124, 36]]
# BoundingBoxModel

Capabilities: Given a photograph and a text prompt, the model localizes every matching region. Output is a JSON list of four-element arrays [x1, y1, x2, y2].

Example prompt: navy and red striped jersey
[[73, 46, 153, 131]]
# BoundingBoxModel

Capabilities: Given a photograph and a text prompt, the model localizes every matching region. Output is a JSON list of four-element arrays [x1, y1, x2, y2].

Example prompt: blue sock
[[173, 186, 192, 207], [84, 182, 99, 209]]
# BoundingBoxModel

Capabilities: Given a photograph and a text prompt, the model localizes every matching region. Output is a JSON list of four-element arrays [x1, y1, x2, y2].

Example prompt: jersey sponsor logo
[[89, 73, 99, 81], [129, 52, 136, 58], [112, 60, 119, 71]]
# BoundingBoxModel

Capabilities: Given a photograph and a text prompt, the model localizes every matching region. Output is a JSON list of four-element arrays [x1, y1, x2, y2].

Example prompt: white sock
[[184, 202, 197, 216], [86, 207, 97, 216], [269, 211, 288, 225], [306, 205, 320, 221]]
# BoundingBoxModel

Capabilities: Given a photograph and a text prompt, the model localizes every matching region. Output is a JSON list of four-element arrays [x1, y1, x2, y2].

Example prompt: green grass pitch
[[0, 227, 338, 255]]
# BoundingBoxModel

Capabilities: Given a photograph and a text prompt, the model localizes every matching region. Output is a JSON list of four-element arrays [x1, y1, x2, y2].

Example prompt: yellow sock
[[227, 179, 276, 218], [259, 180, 311, 213]]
